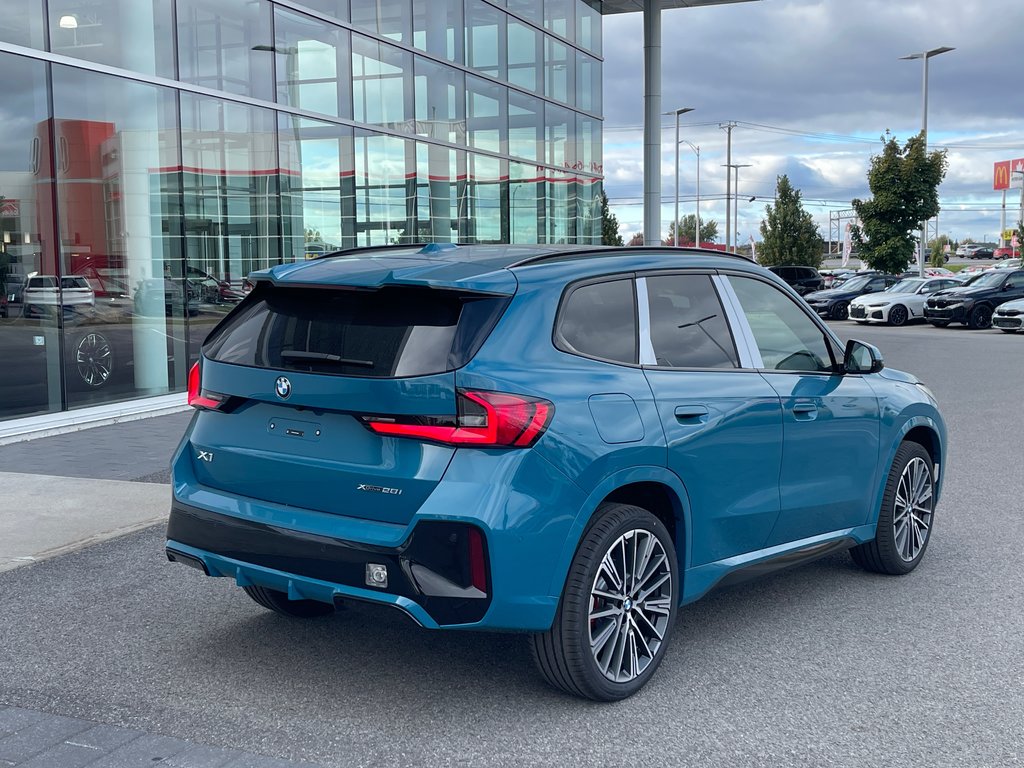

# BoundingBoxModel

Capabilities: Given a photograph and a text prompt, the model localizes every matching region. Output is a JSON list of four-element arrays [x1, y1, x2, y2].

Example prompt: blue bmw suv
[[167, 244, 946, 701]]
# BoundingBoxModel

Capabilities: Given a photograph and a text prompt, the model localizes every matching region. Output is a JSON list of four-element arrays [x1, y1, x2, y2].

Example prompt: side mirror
[[844, 339, 884, 374]]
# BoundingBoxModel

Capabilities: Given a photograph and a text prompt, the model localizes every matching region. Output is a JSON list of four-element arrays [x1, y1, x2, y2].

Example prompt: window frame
[[719, 271, 846, 376], [635, 269, 741, 372], [552, 273, 640, 367]]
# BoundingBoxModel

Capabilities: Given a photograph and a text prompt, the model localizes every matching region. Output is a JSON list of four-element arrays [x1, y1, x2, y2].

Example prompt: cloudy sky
[[601, 0, 1024, 244]]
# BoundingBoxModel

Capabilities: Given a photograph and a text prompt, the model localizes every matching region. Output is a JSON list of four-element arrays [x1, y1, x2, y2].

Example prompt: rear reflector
[[187, 362, 226, 410], [363, 389, 553, 448]]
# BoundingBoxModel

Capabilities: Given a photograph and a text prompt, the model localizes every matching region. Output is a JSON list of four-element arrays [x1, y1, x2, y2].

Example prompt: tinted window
[[1006, 272, 1024, 290], [557, 279, 637, 364], [645, 275, 738, 369], [729, 276, 835, 373], [205, 285, 507, 378]]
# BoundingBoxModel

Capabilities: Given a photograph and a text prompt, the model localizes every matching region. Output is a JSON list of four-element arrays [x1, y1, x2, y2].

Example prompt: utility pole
[[664, 107, 694, 246], [720, 122, 736, 251], [722, 162, 750, 253]]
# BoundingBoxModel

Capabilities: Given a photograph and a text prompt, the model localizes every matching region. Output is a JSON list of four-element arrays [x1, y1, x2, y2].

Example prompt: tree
[[927, 234, 953, 267], [851, 132, 948, 275], [666, 215, 718, 246], [757, 175, 823, 268], [599, 190, 623, 246]]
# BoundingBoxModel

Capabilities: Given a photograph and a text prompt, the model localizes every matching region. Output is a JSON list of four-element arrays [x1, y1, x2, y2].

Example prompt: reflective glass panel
[[52, 65, 188, 409], [293, 0, 350, 23], [545, 103, 572, 168], [509, 91, 541, 162], [180, 94, 280, 342], [275, 8, 353, 119], [546, 169, 572, 244], [506, 0, 542, 25], [509, 161, 539, 244], [577, 176, 600, 244], [0, 1, 45, 49], [466, 76, 506, 155], [544, 0, 574, 40], [412, 0, 463, 63], [0, 53, 59, 420], [353, 34, 414, 130], [416, 143, 459, 243], [577, 114, 601, 175], [414, 57, 466, 145], [544, 36, 574, 105], [177, 0, 273, 100], [577, 51, 601, 114], [466, 155, 503, 244], [465, 0, 505, 79], [354, 130, 413, 247], [351, 0, 411, 44], [508, 20, 540, 92], [279, 115, 357, 258], [48, 0, 175, 77], [576, 0, 601, 55]]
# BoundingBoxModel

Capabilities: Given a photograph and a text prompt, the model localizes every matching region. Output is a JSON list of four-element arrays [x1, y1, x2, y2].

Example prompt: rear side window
[[645, 275, 738, 369], [556, 279, 637, 364], [204, 285, 508, 378]]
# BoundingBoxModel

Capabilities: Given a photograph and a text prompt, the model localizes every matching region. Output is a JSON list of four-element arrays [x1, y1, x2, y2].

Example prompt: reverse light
[[187, 362, 226, 410], [363, 390, 553, 448]]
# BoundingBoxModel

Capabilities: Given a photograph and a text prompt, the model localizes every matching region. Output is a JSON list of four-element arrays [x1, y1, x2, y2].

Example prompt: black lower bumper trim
[[166, 501, 490, 625]]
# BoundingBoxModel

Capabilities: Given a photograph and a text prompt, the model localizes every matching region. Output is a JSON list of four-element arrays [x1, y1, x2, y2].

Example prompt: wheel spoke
[[591, 618, 617, 657], [631, 553, 667, 597], [599, 553, 623, 593], [589, 606, 619, 621], [633, 606, 664, 641], [636, 572, 670, 603]]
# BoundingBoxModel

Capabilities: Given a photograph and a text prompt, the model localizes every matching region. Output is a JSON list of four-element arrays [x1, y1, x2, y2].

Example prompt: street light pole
[[664, 108, 694, 246], [722, 162, 751, 253], [900, 46, 954, 276]]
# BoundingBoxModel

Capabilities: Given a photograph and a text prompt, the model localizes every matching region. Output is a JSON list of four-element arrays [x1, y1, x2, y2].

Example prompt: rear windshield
[[204, 285, 509, 378]]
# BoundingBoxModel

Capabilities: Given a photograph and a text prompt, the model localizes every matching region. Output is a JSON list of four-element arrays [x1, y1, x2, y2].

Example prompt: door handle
[[791, 401, 818, 420], [674, 405, 709, 424]]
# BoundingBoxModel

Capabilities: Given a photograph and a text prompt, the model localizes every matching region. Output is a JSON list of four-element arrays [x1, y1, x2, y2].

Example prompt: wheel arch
[[546, 467, 692, 599], [871, 416, 945, 526]]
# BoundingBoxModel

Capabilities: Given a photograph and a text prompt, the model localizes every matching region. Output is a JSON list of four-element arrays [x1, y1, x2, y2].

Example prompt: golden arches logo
[[994, 162, 1011, 190]]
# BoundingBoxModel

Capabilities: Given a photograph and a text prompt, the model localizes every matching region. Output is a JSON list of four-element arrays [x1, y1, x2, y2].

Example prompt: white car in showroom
[[849, 276, 962, 326]]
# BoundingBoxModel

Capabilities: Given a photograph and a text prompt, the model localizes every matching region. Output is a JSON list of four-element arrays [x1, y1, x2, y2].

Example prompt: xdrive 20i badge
[[275, 376, 292, 399]]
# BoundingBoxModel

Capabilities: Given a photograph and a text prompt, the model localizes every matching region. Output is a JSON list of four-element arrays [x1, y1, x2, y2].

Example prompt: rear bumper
[[167, 500, 491, 628]]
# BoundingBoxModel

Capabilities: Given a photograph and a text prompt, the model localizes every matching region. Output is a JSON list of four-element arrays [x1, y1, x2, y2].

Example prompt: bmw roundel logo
[[275, 376, 292, 399]]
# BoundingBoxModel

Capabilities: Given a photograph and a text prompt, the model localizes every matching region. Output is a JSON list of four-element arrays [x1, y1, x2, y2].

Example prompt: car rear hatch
[[186, 262, 514, 526]]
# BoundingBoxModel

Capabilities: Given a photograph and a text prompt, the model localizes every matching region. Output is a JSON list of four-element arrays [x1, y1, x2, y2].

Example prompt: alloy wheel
[[889, 305, 908, 326], [588, 529, 672, 683], [75, 332, 113, 387], [892, 457, 933, 562]]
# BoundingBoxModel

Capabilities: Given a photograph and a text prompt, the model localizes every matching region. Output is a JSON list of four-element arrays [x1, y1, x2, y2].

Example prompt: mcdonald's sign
[[995, 161, 1011, 190], [994, 158, 1024, 191]]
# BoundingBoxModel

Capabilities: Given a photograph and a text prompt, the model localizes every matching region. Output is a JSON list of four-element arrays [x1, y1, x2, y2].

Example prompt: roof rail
[[508, 246, 754, 269]]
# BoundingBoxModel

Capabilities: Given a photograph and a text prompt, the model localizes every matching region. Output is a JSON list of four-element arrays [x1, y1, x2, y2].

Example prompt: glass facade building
[[0, 0, 603, 422]]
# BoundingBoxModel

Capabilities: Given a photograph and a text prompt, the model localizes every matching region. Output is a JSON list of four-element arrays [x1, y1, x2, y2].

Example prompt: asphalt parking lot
[[0, 321, 1022, 767]]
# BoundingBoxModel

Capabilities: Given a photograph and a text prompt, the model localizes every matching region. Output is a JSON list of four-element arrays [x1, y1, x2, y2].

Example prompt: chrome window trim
[[712, 274, 762, 369], [635, 277, 657, 366]]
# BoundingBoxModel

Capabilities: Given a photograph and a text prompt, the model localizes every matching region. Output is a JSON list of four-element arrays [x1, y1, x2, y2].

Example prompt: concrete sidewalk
[[0, 412, 191, 572]]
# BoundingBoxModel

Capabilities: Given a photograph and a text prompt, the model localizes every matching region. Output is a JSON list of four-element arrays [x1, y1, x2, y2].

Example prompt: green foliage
[[599, 190, 623, 246], [1016, 220, 1024, 249], [928, 234, 952, 267], [757, 175, 823, 268], [666, 215, 718, 245], [851, 132, 948, 275]]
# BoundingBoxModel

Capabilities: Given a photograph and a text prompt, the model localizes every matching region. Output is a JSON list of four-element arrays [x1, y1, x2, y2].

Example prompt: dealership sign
[[994, 158, 1024, 190]]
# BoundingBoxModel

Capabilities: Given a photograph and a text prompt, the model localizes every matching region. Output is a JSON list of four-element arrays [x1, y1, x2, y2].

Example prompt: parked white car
[[21, 275, 95, 317], [992, 298, 1024, 333], [849, 277, 961, 326]]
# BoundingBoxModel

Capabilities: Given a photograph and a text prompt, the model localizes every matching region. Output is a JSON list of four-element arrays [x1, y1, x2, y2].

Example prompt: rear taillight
[[362, 389, 553, 448], [187, 362, 226, 410]]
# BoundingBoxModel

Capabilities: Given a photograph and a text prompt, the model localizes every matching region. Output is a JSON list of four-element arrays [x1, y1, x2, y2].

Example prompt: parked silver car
[[992, 298, 1024, 333]]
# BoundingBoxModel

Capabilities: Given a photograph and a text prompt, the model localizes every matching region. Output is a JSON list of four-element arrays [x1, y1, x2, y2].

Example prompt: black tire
[[888, 305, 909, 327], [243, 585, 336, 618], [830, 301, 850, 321], [530, 502, 678, 702], [967, 304, 993, 330], [851, 441, 935, 575]]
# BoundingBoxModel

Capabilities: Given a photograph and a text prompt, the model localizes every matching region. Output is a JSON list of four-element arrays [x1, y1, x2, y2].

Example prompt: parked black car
[[767, 265, 824, 295], [803, 274, 899, 320], [924, 269, 1024, 329]]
